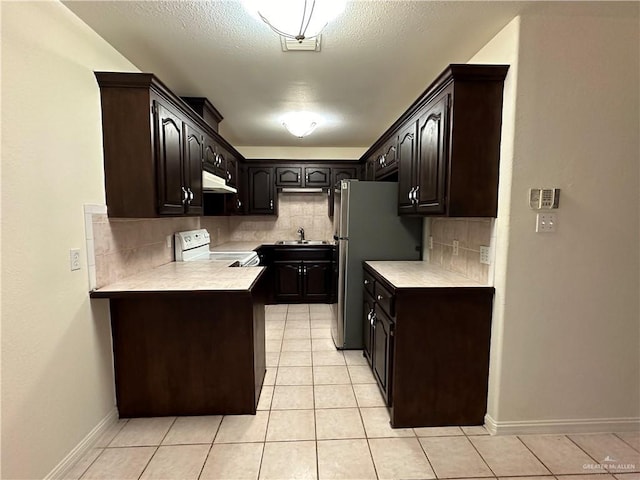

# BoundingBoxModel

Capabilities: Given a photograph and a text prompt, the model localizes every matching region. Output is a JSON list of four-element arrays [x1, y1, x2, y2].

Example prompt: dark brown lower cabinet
[[362, 291, 374, 365], [363, 263, 494, 428], [273, 262, 301, 301], [372, 306, 394, 405], [273, 260, 333, 303], [92, 280, 267, 417], [261, 245, 336, 304]]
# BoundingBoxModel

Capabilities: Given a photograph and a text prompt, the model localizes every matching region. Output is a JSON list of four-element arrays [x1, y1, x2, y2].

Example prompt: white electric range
[[174, 229, 260, 267]]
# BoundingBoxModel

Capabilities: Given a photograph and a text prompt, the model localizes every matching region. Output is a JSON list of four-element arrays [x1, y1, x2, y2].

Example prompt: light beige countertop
[[365, 261, 491, 289], [91, 261, 265, 297]]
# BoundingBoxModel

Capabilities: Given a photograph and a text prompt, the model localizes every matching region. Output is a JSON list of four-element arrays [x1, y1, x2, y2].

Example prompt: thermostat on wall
[[529, 188, 560, 209]]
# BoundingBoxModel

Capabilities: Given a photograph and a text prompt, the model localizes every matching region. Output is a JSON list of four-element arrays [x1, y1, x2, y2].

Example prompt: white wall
[[1, 3, 138, 478], [472, 11, 640, 432]]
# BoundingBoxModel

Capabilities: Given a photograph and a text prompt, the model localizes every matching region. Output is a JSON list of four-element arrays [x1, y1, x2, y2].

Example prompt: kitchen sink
[[276, 240, 332, 245]]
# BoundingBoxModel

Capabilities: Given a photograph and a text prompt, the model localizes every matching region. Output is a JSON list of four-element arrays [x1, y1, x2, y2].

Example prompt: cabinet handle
[[408, 187, 415, 201], [377, 294, 384, 301], [227, 171, 231, 181], [182, 186, 188, 205], [187, 188, 194, 203], [270, 199, 274, 210], [364, 279, 369, 285], [414, 185, 420, 204], [305, 173, 309, 182], [371, 313, 377, 327]]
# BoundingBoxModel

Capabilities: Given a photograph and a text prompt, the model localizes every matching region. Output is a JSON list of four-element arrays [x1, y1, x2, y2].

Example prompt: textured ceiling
[[62, 1, 630, 149]]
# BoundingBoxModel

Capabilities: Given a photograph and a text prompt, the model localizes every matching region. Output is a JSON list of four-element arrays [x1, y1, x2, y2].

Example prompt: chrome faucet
[[297, 227, 305, 241]]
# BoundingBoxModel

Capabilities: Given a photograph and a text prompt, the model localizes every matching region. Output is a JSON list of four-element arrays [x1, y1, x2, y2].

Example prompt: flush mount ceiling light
[[281, 112, 321, 138], [243, 0, 346, 43]]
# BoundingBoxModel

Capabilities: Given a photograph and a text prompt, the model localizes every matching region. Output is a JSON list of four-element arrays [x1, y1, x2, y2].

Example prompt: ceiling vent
[[280, 35, 321, 52]]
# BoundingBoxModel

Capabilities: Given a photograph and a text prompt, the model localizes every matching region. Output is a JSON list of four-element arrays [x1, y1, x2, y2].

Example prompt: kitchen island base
[[107, 292, 265, 418]]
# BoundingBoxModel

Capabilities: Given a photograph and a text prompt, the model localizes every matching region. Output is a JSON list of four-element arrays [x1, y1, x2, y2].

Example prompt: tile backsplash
[[427, 217, 493, 284], [91, 214, 199, 288], [227, 192, 333, 243], [87, 193, 333, 289]]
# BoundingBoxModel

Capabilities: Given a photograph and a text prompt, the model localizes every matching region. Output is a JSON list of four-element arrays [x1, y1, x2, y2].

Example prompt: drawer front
[[273, 246, 335, 262], [374, 281, 395, 317], [363, 270, 375, 298]]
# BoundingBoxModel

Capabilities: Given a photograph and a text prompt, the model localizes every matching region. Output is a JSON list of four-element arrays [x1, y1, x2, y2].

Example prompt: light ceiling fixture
[[243, 0, 346, 43], [281, 112, 321, 138]]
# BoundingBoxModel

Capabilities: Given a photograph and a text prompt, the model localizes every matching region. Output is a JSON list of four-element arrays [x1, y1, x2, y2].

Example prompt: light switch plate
[[428, 236, 433, 250]]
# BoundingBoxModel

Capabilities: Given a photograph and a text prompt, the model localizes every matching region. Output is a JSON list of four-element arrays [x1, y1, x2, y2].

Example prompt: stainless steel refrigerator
[[331, 180, 422, 349]]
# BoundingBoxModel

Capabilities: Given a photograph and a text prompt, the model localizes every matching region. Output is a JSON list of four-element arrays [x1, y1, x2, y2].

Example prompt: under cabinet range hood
[[279, 187, 325, 193], [202, 170, 237, 193]]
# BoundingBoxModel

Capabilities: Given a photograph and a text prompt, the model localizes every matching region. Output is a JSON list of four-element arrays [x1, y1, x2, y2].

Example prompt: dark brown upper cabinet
[[225, 153, 239, 188], [328, 166, 359, 217], [275, 167, 302, 187], [182, 122, 204, 215], [374, 138, 399, 180], [95, 72, 244, 218], [398, 91, 449, 215], [203, 133, 226, 178], [360, 64, 509, 217], [181, 96, 223, 132], [248, 167, 276, 215], [275, 165, 331, 188], [304, 167, 331, 187]]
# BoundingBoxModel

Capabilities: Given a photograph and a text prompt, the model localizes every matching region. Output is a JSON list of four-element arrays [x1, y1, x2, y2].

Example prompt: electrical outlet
[[479, 246, 491, 265], [536, 213, 557, 233], [166, 235, 172, 249], [428, 236, 433, 250], [452, 240, 459, 256], [69, 248, 81, 271]]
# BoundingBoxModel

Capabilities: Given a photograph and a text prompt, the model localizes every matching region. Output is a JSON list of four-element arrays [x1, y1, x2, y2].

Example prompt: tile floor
[[69, 304, 640, 480]]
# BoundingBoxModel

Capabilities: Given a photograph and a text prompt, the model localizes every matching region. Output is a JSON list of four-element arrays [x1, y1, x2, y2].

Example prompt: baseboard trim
[[44, 407, 118, 480], [484, 413, 640, 435]]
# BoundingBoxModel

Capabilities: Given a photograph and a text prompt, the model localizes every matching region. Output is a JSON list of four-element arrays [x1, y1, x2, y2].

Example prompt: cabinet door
[[365, 156, 376, 181], [225, 161, 246, 215], [333, 167, 358, 186], [225, 154, 238, 187], [363, 291, 375, 366], [274, 262, 302, 302], [248, 167, 275, 214], [302, 261, 332, 302], [329, 166, 359, 217], [304, 167, 331, 187], [183, 123, 203, 216], [372, 307, 393, 405], [275, 167, 302, 187], [416, 94, 449, 214], [155, 102, 186, 215], [397, 121, 417, 214], [203, 134, 225, 177]]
